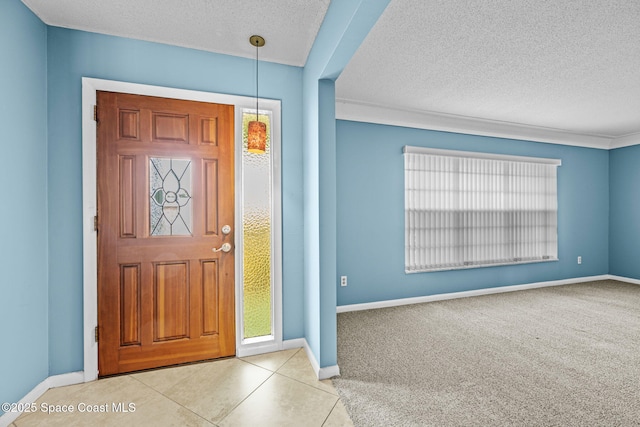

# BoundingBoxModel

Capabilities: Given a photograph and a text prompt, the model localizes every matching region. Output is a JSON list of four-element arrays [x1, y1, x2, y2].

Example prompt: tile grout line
[[128, 352, 301, 426], [125, 349, 339, 426], [219, 355, 341, 426], [216, 364, 277, 425], [217, 348, 330, 423], [129, 359, 204, 387], [270, 348, 342, 397], [273, 371, 341, 398], [127, 373, 218, 426], [238, 347, 301, 371], [321, 399, 342, 427]]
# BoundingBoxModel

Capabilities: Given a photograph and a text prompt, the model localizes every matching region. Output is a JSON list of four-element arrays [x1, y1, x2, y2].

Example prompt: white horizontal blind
[[404, 146, 560, 273]]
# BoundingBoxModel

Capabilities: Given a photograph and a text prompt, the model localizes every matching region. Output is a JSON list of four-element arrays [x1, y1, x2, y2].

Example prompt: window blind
[[404, 146, 560, 273]]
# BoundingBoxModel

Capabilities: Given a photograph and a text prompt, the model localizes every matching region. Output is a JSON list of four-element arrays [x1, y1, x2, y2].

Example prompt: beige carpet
[[333, 280, 640, 426]]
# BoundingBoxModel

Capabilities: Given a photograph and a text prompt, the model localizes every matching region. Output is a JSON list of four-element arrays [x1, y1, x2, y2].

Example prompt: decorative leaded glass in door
[[149, 158, 193, 236]]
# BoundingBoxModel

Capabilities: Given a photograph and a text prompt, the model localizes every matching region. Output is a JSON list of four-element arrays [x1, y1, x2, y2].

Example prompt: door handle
[[212, 242, 232, 253]]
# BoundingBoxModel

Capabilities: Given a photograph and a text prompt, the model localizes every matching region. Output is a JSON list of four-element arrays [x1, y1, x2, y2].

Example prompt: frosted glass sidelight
[[404, 146, 560, 273], [242, 111, 272, 339], [149, 158, 193, 236]]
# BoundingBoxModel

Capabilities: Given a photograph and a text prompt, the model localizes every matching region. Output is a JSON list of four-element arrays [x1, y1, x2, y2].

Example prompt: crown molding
[[335, 99, 625, 150], [609, 132, 640, 150]]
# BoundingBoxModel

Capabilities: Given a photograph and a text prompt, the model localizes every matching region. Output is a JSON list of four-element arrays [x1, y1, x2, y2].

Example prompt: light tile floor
[[12, 348, 353, 427]]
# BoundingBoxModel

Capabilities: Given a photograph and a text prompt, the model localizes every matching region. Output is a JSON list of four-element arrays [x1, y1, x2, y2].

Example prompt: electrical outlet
[[340, 276, 348, 287], [577, 256, 582, 265]]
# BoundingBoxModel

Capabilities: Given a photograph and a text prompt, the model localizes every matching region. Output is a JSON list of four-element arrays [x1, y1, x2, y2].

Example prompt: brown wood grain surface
[[97, 91, 235, 376]]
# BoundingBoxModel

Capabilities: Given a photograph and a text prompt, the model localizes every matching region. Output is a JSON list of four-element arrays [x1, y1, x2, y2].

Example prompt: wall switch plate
[[340, 276, 347, 287], [577, 256, 582, 264]]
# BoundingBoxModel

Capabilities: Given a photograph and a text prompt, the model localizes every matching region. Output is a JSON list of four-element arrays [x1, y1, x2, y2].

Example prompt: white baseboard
[[283, 338, 340, 380], [608, 274, 640, 286], [318, 364, 341, 379], [0, 371, 84, 427], [236, 341, 283, 358], [46, 371, 85, 389], [337, 274, 612, 313], [282, 338, 306, 351]]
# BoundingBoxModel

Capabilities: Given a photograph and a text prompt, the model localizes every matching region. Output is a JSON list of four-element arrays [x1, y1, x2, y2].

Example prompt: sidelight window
[[241, 109, 273, 339]]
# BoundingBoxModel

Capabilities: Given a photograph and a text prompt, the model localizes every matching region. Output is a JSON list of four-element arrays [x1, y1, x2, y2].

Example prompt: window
[[235, 100, 282, 356], [404, 146, 561, 273], [241, 108, 274, 340]]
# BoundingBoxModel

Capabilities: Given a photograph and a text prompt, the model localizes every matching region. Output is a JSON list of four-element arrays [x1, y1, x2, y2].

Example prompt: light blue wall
[[336, 121, 610, 306], [609, 145, 640, 278], [318, 79, 338, 367], [302, 0, 390, 368], [0, 0, 49, 412], [46, 27, 305, 374]]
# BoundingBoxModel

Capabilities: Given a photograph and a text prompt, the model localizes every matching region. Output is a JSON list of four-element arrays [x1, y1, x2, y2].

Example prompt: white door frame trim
[[81, 77, 283, 381]]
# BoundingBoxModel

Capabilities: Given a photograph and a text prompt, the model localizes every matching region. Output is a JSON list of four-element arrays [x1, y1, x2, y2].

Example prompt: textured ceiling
[[21, 0, 640, 144], [337, 0, 640, 140], [21, 0, 330, 66]]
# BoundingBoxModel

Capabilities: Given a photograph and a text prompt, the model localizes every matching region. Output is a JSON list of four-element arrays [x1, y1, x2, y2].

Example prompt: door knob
[[212, 242, 232, 253]]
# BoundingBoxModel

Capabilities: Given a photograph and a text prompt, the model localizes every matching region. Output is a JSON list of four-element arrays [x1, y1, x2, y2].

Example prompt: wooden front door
[[97, 91, 235, 376]]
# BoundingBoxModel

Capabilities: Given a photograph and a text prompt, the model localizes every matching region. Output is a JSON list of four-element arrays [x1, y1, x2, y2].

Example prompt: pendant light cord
[[255, 40, 259, 122]]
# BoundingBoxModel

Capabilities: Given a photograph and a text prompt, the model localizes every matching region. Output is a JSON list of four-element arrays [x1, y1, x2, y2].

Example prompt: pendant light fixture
[[247, 35, 266, 154]]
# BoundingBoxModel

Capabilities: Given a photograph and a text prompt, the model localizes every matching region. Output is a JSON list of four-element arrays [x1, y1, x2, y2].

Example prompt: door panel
[[154, 261, 189, 341], [120, 264, 141, 346], [97, 91, 235, 376], [203, 159, 219, 235], [119, 156, 136, 238], [201, 260, 220, 335]]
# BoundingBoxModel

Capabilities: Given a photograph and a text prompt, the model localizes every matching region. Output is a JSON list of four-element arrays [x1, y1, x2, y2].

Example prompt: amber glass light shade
[[247, 120, 267, 154]]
